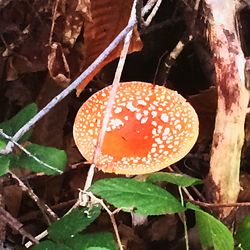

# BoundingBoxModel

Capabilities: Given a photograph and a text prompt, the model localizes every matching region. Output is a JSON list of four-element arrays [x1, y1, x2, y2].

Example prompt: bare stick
[[144, 0, 163, 26], [80, 0, 137, 209], [86, 192, 124, 250], [0, 130, 62, 174], [10, 171, 58, 222], [49, 0, 59, 45], [0, 20, 136, 155], [25, 230, 48, 248], [0, 0, 159, 156], [93, 2, 137, 164], [0, 207, 38, 244], [189, 199, 250, 208]]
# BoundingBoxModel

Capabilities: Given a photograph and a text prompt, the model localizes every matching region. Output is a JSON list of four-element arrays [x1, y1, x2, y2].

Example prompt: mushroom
[[73, 81, 199, 175]]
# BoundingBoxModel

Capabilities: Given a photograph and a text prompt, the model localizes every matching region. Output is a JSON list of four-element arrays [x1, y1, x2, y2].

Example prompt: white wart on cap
[[73, 81, 199, 175]]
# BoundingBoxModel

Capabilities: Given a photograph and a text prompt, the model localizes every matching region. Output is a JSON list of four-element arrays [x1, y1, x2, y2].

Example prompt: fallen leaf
[[76, 0, 143, 95], [48, 43, 70, 87]]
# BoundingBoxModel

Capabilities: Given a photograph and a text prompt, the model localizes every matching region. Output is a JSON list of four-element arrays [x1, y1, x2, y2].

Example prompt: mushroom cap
[[73, 81, 199, 175]]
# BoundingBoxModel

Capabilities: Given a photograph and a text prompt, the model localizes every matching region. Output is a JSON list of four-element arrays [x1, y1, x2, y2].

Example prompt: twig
[[144, 0, 163, 26], [189, 200, 250, 208], [0, 130, 62, 174], [142, 0, 158, 16], [86, 192, 124, 250], [0, 0, 161, 156], [49, 0, 59, 45], [0, 19, 136, 155], [93, 2, 137, 164], [178, 187, 189, 250], [25, 230, 48, 248], [79, 0, 137, 213], [0, 207, 38, 244], [9, 171, 58, 223]]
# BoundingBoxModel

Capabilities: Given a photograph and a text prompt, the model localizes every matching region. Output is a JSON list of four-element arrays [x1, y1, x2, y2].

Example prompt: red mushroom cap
[[73, 81, 199, 175]]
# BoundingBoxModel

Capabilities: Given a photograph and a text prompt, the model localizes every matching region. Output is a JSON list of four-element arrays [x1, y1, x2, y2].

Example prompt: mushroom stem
[[205, 0, 250, 220]]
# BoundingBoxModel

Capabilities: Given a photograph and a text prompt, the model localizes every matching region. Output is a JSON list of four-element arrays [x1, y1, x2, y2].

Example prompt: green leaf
[[33, 240, 70, 250], [48, 206, 101, 242], [147, 172, 202, 187], [0, 139, 7, 150], [0, 155, 10, 176], [0, 103, 37, 142], [235, 214, 250, 249], [65, 232, 117, 250], [15, 144, 67, 175], [187, 203, 234, 250], [90, 178, 185, 215]]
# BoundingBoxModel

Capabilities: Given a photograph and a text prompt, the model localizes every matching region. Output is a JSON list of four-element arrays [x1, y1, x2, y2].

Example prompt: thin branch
[[86, 192, 124, 250], [0, 130, 62, 174], [10, 171, 58, 223], [0, 19, 136, 155], [189, 199, 250, 208], [144, 0, 163, 26], [49, 0, 60, 45], [0, 207, 38, 244], [80, 0, 137, 210], [0, 0, 161, 156], [93, 1, 137, 165]]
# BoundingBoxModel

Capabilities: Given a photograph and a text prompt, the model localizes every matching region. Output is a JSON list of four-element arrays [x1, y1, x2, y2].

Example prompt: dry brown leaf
[[55, 0, 91, 46], [189, 87, 217, 144], [4, 185, 23, 217], [76, 0, 143, 96], [32, 77, 69, 148], [147, 215, 178, 242], [48, 42, 71, 87]]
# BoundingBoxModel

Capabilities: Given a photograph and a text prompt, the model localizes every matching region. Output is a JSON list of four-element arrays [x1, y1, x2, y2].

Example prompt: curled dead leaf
[[48, 42, 70, 87], [76, 0, 143, 96]]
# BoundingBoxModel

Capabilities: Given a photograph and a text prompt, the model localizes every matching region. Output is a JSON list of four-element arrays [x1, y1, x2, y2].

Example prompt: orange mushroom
[[73, 81, 199, 175]]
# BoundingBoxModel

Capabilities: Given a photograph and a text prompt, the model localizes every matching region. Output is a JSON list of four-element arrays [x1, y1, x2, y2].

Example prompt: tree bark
[[205, 0, 249, 219]]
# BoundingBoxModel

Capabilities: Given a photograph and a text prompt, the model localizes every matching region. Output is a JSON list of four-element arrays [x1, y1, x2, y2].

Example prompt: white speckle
[[174, 141, 179, 145], [101, 93, 106, 97], [152, 128, 157, 135], [124, 116, 129, 120], [149, 104, 156, 110], [138, 100, 147, 106], [163, 127, 170, 136], [114, 107, 122, 114], [126, 101, 138, 112], [136, 113, 143, 121], [168, 144, 174, 149], [161, 114, 169, 123], [93, 139, 97, 145], [176, 112, 180, 117], [151, 148, 156, 153], [174, 119, 180, 125], [176, 124, 182, 130], [155, 138, 163, 144], [143, 110, 149, 116], [89, 130, 93, 135], [152, 121, 157, 127], [152, 111, 157, 118], [141, 117, 148, 124], [187, 124, 191, 128], [164, 151, 169, 155], [157, 126, 163, 133], [110, 118, 124, 129]]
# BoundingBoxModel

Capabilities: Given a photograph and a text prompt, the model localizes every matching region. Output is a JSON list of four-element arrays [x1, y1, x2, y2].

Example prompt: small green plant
[[1, 104, 250, 250], [34, 173, 244, 250], [0, 103, 67, 176]]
